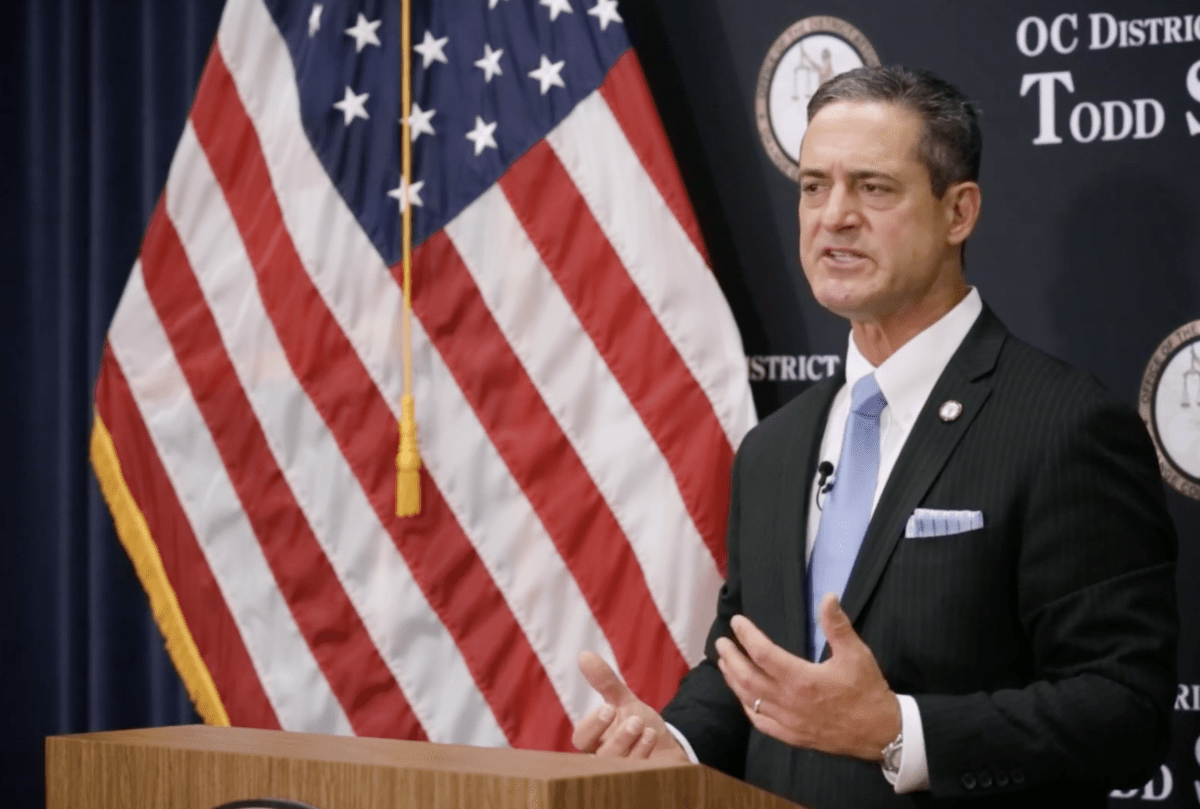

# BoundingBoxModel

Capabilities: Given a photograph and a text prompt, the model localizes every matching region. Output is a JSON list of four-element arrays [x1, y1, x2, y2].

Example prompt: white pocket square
[[905, 508, 984, 538]]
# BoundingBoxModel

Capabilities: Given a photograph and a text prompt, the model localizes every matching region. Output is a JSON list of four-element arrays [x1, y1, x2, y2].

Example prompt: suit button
[[1012, 770, 1025, 785], [995, 772, 1010, 787], [961, 773, 977, 790], [978, 772, 993, 789]]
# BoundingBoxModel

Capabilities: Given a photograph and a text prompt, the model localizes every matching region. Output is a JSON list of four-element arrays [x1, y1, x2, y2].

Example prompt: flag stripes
[[411, 229, 689, 709], [195, 46, 558, 748], [92, 0, 756, 750], [407, 306, 621, 728], [94, 356, 266, 728], [143, 204, 417, 739], [545, 92, 753, 454], [445, 181, 721, 667], [502, 136, 734, 581], [597, 53, 710, 267], [217, 0, 594, 742], [108, 266, 352, 732], [164, 122, 462, 745]]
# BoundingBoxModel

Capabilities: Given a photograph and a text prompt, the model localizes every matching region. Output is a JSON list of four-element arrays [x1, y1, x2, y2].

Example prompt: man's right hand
[[571, 651, 689, 763]]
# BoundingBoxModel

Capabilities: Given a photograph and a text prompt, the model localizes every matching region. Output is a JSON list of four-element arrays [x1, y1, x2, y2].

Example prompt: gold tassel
[[396, 394, 421, 516]]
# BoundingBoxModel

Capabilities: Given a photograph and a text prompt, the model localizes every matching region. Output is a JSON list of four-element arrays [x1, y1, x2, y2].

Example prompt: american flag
[[90, 0, 755, 749]]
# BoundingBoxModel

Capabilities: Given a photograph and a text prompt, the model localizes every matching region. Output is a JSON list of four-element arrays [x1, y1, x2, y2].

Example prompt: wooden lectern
[[45, 726, 806, 809]]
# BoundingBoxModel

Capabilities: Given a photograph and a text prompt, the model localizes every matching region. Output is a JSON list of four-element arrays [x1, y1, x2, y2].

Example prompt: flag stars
[[465, 116, 499, 156], [405, 102, 436, 141], [539, 0, 573, 22], [308, 4, 323, 37], [414, 30, 449, 68], [388, 176, 425, 212], [587, 0, 622, 31], [528, 55, 566, 95], [333, 86, 370, 124], [344, 13, 382, 52], [488, 0, 510, 8], [475, 44, 504, 83]]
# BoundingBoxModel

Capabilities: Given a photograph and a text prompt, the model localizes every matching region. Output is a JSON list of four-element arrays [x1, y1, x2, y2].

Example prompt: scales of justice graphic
[[754, 16, 880, 180], [1141, 322, 1200, 499]]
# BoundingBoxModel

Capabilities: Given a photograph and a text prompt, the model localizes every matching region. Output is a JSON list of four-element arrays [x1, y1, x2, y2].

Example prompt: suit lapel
[[777, 373, 843, 657], [837, 307, 1008, 639]]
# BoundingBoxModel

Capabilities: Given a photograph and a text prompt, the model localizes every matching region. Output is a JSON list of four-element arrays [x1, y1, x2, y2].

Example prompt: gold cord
[[396, 0, 421, 517]]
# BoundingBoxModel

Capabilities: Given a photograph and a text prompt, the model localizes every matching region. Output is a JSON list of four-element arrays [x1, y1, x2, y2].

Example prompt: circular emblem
[[939, 400, 964, 423], [1139, 320, 1200, 500], [754, 16, 880, 180]]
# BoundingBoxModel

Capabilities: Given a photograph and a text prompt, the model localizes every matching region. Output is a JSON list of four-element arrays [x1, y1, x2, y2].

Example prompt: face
[[798, 101, 970, 330]]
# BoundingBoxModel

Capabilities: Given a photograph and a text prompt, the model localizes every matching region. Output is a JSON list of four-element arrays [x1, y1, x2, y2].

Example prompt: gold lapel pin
[[939, 400, 963, 422]]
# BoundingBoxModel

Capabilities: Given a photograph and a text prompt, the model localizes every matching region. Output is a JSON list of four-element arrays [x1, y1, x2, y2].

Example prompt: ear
[[943, 181, 981, 247]]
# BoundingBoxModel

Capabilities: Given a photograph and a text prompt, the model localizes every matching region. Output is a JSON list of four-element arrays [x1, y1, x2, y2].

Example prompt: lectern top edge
[[52, 725, 692, 779]]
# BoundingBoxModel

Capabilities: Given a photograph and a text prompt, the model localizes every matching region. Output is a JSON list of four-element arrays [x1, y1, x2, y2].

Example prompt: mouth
[[820, 247, 868, 266]]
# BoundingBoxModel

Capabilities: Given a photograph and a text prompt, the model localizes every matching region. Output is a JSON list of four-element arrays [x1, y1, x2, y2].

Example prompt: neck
[[850, 280, 969, 367]]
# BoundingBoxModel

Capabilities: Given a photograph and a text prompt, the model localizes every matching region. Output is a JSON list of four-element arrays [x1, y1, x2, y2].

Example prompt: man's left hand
[[714, 593, 901, 761]]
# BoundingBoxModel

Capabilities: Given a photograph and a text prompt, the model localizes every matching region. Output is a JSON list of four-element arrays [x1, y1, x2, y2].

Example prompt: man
[[572, 66, 1177, 807]]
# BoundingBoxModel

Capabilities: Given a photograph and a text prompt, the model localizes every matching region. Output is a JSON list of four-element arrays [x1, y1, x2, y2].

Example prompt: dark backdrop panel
[[4, 0, 1197, 807], [632, 1, 1200, 804]]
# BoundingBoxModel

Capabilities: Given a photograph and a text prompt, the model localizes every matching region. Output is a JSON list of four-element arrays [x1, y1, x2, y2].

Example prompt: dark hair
[[807, 66, 981, 198]]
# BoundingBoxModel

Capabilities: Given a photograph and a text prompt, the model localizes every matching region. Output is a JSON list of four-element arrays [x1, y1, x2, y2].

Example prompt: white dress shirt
[[807, 288, 982, 793], [667, 289, 983, 792]]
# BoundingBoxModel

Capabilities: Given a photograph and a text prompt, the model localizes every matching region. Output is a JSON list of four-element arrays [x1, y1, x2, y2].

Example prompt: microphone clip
[[815, 461, 836, 511]]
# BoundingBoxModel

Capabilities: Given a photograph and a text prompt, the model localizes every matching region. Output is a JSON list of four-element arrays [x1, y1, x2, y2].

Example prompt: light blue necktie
[[808, 373, 887, 660]]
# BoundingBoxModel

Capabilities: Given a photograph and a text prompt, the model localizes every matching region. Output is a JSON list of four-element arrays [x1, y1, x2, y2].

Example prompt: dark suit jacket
[[662, 307, 1177, 808]]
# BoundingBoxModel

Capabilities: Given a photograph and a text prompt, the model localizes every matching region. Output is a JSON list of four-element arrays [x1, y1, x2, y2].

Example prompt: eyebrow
[[798, 169, 899, 183]]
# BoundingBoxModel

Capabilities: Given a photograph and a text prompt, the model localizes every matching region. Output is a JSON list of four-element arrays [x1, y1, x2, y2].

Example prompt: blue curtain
[[2, 2, 226, 805]]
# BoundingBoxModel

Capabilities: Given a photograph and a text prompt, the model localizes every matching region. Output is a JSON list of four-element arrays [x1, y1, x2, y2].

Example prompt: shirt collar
[[842, 288, 983, 432]]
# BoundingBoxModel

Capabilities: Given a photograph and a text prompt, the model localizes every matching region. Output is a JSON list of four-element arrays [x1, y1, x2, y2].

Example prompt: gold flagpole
[[396, 0, 422, 517]]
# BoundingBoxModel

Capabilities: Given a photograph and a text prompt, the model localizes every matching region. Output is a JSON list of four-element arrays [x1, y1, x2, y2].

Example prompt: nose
[[820, 184, 861, 231]]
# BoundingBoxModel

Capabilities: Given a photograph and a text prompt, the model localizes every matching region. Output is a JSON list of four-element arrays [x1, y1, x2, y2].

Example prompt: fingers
[[715, 635, 766, 708], [714, 635, 750, 674], [818, 594, 859, 654], [628, 725, 659, 760], [595, 715, 648, 757], [729, 615, 781, 673], [578, 651, 635, 707], [728, 614, 812, 681], [571, 702, 616, 753], [738, 693, 769, 722], [743, 705, 798, 749], [575, 651, 668, 758]]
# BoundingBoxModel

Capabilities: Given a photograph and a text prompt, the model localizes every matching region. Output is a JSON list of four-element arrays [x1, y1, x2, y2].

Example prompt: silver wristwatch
[[881, 731, 904, 777]]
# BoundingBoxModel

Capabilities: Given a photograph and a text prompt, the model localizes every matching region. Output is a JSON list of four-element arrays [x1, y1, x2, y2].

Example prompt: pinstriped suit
[[661, 306, 1178, 808]]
